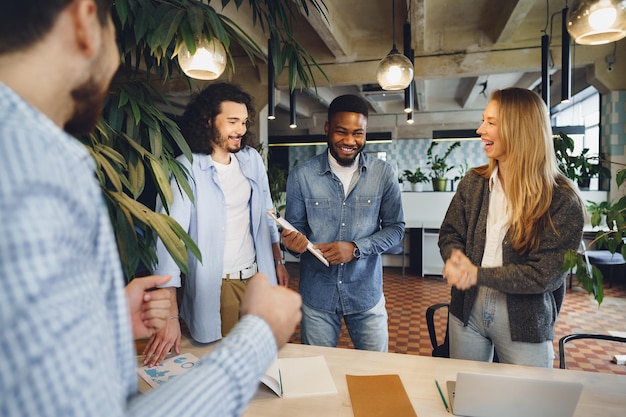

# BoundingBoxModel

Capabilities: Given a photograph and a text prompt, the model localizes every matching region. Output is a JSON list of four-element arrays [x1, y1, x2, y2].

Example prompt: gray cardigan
[[439, 171, 584, 343]]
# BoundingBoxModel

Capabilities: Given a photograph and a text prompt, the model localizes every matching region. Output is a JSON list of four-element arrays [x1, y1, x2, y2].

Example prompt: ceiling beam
[[409, 0, 426, 52], [302, 1, 353, 61], [277, 41, 611, 89], [485, 0, 535, 44], [456, 75, 489, 108]]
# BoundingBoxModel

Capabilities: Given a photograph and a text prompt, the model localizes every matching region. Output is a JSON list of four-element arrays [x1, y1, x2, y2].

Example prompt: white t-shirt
[[214, 155, 256, 273]]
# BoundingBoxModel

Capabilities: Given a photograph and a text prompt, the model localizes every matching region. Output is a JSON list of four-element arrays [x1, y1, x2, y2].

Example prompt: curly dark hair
[[180, 82, 256, 155]]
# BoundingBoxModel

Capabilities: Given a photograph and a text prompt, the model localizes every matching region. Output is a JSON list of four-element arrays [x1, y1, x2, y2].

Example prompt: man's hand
[[241, 273, 301, 348], [275, 263, 290, 287], [125, 275, 171, 340], [281, 229, 308, 254], [315, 241, 354, 265], [142, 318, 182, 367], [142, 287, 180, 366]]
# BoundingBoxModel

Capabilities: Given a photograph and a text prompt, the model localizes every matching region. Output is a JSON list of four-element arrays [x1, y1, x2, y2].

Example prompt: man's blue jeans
[[300, 295, 388, 352], [449, 287, 554, 367]]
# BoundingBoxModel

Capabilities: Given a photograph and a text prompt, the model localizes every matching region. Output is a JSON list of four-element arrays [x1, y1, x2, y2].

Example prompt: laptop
[[446, 372, 583, 417]]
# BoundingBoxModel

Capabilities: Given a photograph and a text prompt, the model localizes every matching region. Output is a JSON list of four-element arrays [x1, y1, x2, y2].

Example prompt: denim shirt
[[154, 147, 279, 343], [285, 150, 404, 314]]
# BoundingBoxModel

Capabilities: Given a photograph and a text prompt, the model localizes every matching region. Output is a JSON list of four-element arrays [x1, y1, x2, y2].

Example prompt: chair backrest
[[426, 303, 450, 358], [426, 302, 499, 361], [558, 333, 626, 369]]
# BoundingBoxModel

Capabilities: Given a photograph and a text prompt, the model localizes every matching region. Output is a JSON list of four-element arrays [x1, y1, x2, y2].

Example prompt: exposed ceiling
[[160, 0, 625, 140]]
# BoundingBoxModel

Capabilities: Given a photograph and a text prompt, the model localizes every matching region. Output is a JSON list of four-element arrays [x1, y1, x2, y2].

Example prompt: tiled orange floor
[[285, 263, 626, 374]]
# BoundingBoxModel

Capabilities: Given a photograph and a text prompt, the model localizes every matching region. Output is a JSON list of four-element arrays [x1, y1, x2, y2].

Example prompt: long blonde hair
[[474, 88, 579, 254]]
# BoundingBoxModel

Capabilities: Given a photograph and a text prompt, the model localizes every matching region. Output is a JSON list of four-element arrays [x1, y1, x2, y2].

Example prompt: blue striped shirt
[[0, 83, 276, 416]]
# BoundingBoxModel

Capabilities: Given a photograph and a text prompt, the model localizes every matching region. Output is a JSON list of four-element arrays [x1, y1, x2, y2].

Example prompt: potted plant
[[402, 167, 429, 191], [553, 132, 610, 190], [562, 165, 626, 305], [426, 141, 461, 191]]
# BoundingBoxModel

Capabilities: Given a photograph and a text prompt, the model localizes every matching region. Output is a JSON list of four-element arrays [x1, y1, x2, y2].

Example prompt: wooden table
[[148, 338, 626, 417]]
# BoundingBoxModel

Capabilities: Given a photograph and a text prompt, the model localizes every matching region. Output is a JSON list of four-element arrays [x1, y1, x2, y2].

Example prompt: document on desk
[[136, 353, 199, 388], [267, 210, 329, 267], [261, 355, 337, 398], [346, 374, 417, 417]]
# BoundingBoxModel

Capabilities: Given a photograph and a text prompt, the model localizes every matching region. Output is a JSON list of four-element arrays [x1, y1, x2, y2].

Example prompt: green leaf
[[617, 168, 626, 187], [148, 155, 173, 205], [115, 0, 129, 25]]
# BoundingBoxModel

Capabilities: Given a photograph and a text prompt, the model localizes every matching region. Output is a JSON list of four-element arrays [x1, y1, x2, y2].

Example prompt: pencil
[[435, 379, 450, 413]]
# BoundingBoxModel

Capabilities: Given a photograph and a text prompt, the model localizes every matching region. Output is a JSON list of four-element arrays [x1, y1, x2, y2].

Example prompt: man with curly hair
[[144, 83, 290, 366]]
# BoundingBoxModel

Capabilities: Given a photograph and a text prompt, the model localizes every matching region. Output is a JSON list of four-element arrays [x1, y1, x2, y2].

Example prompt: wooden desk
[[154, 338, 626, 417]]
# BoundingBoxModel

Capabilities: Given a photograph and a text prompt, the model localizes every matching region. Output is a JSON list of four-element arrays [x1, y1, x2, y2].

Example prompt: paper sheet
[[137, 353, 199, 388], [268, 210, 329, 267], [261, 355, 338, 398]]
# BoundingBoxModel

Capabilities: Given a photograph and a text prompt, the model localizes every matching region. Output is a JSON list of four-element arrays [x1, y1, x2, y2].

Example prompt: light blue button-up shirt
[[285, 150, 405, 314], [0, 83, 277, 417], [155, 147, 279, 343]]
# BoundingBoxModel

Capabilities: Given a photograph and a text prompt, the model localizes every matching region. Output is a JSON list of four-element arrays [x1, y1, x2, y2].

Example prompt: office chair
[[558, 333, 626, 369], [426, 302, 500, 361], [426, 303, 450, 358]]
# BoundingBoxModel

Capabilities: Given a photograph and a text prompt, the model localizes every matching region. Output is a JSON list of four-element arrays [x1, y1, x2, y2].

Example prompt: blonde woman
[[439, 88, 584, 367]]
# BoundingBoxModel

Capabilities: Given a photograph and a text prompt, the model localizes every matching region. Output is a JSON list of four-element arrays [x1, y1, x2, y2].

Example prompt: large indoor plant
[[554, 132, 610, 190], [562, 165, 626, 305], [426, 141, 461, 191], [83, 0, 328, 280]]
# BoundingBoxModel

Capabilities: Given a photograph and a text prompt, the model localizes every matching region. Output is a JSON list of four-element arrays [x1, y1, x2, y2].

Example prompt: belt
[[222, 261, 258, 280]]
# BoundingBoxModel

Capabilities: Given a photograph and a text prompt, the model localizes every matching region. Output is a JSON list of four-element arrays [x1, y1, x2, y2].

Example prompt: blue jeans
[[300, 295, 389, 352], [449, 287, 554, 367]]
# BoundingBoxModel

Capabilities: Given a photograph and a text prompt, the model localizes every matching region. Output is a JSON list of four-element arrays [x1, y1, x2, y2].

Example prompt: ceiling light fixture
[[268, 38, 276, 120], [567, 0, 626, 45], [403, 20, 414, 112], [376, 0, 414, 91], [289, 89, 297, 129], [177, 36, 227, 80], [541, 33, 550, 105], [562, 7, 571, 103]]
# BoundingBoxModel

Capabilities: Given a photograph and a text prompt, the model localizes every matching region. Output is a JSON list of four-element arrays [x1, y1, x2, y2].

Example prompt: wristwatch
[[352, 242, 361, 260]]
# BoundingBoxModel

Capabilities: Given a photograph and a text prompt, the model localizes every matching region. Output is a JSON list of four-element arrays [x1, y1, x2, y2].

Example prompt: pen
[[435, 380, 450, 413]]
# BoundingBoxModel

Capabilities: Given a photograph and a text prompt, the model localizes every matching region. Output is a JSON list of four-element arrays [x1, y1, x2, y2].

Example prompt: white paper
[[137, 353, 199, 388], [268, 210, 329, 267], [261, 355, 338, 398]]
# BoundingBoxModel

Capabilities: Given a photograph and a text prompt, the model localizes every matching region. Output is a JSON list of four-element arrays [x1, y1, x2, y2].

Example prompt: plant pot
[[432, 178, 448, 192], [577, 176, 591, 190], [409, 183, 424, 192]]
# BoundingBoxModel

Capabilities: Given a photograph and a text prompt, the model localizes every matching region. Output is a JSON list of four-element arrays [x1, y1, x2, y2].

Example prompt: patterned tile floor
[[285, 263, 626, 374]]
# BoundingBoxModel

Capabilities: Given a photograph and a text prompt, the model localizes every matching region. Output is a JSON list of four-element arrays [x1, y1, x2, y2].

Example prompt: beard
[[328, 139, 363, 167], [212, 125, 244, 154], [64, 77, 108, 136]]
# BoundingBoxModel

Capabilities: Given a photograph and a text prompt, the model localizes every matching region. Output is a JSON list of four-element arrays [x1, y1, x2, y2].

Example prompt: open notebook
[[261, 355, 337, 398], [446, 372, 583, 417]]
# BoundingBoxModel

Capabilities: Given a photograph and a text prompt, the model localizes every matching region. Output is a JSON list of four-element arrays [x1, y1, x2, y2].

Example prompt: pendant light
[[289, 89, 297, 129], [567, 0, 626, 45], [267, 38, 276, 120], [541, 33, 550, 105], [376, 0, 414, 91], [562, 7, 571, 103], [403, 20, 414, 113], [178, 36, 227, 80]]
